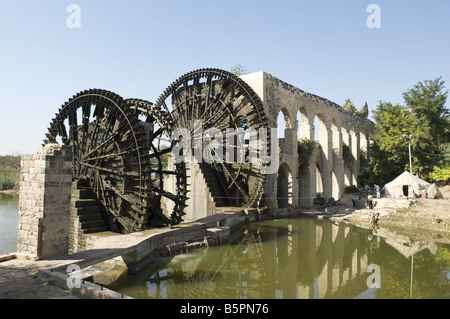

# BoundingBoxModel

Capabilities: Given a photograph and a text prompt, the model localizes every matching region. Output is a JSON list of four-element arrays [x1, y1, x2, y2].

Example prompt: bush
[[429, 164, 450, 185], [0, 172, 20, 190], [0, 155, 21, 190], [344, 185, 359, 194], [297, 139, 317, 168]]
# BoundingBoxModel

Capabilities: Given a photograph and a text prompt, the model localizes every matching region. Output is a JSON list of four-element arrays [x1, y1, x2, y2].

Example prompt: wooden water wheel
[[44, 89, 187, 233], [155, 68, 271, 208]]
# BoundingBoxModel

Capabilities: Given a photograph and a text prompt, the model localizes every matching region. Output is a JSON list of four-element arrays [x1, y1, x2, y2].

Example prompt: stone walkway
[[0, 258, 78, 299], [0, 208, 253, 299]]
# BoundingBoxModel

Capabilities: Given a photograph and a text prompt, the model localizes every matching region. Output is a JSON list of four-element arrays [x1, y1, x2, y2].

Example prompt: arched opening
[[298, 107, 310, 140], [350, 126, 358, 161], [313, 113, 329, 155], [277, 108, 291, 139], [313, 115, 321, 142], [297, 110, 302, 141], [277, 163, 293, 208], [331, 119, 340, 151]]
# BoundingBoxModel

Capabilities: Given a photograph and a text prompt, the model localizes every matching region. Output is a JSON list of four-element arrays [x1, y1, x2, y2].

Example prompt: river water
[[0, 193, 19, 255], [1, 195, 448, 299], [105, 218, 449, 299]]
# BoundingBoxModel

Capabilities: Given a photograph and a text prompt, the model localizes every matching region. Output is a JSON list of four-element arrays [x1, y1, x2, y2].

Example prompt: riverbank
[[301, 194, 450, 245], [0, 189, 19, 195], [349, 197, 450, 244]]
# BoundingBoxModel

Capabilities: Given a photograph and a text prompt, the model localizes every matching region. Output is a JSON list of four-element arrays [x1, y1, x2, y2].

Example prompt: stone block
[[17, 144, 72, 259]]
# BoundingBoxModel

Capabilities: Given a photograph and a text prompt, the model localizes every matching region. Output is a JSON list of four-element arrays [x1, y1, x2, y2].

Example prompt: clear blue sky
[[0, 0, 449, 155]]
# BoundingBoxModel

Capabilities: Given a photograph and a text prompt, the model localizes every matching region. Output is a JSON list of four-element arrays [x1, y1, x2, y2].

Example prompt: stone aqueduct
[[240, 71, 375, 211]]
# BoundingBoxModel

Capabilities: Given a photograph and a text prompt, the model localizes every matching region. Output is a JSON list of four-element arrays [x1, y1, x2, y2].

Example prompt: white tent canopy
[[383, 171, 430, 198], [427, 183, 443, 199]]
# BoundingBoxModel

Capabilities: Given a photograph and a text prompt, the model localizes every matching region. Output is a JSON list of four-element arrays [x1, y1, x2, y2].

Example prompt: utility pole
[[403, 134, 413, 196]]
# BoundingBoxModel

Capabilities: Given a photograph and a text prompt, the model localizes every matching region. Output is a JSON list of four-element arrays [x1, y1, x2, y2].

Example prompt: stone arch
[[277, 162, 293, 208]]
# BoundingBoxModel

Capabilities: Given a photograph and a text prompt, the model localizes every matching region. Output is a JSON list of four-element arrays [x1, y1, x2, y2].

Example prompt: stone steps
[[198, 163, 227, 207], [72, 181, 108, 234]]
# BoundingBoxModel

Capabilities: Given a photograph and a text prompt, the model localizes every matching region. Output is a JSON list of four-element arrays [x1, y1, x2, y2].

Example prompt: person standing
[[352, 196, 361, 208], [374, 184, 380, 199], [368, 194, 374, 209]]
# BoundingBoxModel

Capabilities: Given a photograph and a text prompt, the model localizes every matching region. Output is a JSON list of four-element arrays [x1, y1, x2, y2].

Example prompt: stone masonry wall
[[240, 71, 375, 209], [17, 144, 72, 260]]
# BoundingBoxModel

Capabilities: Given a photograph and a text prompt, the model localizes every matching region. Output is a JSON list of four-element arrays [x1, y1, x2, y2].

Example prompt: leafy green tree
[[429, 163, 450, 185], [372, 101, 412, 164], [359, 102, 369, 118], [342, 98, 356, 113], [230, 64, 248, 76], [403, 77, 449, 177], [362, 77, 449, 184], [363, 101, 412, 184]]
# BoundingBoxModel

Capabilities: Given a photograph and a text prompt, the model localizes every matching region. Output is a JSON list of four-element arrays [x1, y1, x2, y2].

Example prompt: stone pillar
[[353, 133, 360, 186], [17, 144, 72, 260], [332, 128, 344, 200], [321, 127, 332, 199]]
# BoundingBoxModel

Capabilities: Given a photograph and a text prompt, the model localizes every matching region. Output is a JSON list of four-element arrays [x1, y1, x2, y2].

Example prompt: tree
[[342, 98, 356, 113], [361, 77, 449, 184], [403, 77, 450, 177], [230, 64, 248, 76], [359, 102, 369, 118], [429, 164, 450, 185], [366, 101, 413, 183]]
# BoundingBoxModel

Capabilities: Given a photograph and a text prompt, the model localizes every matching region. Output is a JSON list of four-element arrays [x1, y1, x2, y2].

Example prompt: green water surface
[[105, 218, 450, 299]]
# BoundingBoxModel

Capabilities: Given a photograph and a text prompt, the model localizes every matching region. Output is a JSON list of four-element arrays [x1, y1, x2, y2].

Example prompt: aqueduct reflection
[[140, 219, 375, 299], [107, 219, 448, 299]]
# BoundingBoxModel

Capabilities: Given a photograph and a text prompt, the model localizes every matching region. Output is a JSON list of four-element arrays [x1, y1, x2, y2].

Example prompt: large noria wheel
[[44, 89, 186, 233], [155, 68, 271, 208]]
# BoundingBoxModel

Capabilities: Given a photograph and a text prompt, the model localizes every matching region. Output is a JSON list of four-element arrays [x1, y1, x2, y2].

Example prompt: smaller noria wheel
[[155, 68, 271, 208], [44, 89, 152, 233], [125, 98, 188, 225]]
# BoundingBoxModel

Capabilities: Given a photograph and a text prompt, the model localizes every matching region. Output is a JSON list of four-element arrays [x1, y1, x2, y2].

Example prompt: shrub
[[297, 139, 317, 168], [344, 185, 359, 194]]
